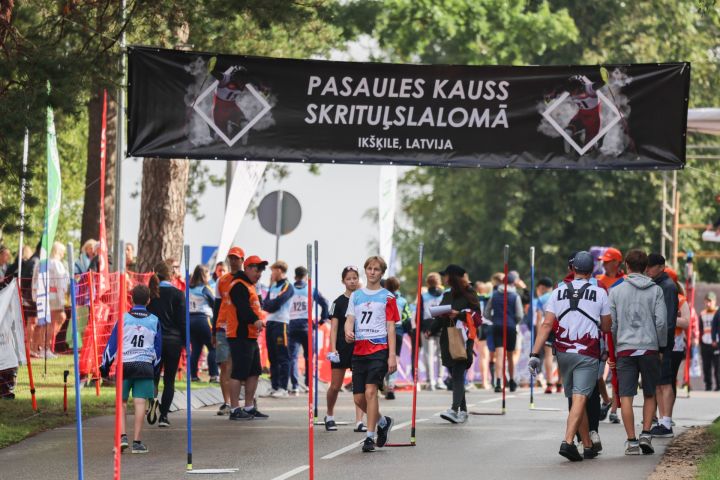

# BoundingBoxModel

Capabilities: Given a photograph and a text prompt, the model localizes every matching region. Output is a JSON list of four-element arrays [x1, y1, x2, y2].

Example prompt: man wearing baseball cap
[[212, 246, 245, 415], [226, 254, 269, 420], [596, 248, 625, 291], [529, 252, 611, 461]]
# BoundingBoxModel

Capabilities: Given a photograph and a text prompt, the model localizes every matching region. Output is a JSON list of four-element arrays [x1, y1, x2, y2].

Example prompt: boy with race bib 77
[[344, 256, 399, 452]]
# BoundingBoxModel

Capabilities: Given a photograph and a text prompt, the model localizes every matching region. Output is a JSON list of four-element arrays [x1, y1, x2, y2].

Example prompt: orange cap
[[599, 247, 623, 262], [244, 255, 268, 269], [665, 267, 678, 283], [227, 246, 245, 259]]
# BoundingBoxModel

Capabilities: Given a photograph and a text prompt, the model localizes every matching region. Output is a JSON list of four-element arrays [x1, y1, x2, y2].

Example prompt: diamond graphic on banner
[[192, 68, 272, 147], [542, 90, 621, 156]]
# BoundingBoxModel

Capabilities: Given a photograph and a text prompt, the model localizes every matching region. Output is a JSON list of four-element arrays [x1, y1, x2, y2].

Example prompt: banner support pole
[[67, 243, 85, 480], [313, 240, 319, 421], [113, 242, 125, 480], [502, 245, 508, 414], [529, 247, 535, 410], [306, 244, 314, 479], [184, 245, 193, 471]]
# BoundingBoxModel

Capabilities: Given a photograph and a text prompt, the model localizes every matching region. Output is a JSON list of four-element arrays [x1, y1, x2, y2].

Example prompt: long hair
[[447, 272, 479, 309], [149, 261, 171, 299], [190, 264, 208, 288]]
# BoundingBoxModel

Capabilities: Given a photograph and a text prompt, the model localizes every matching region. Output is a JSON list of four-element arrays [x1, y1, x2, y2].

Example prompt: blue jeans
[[190, 314, 218, 378], [266, 321, 290, 390], [288, 319, 309, 389]]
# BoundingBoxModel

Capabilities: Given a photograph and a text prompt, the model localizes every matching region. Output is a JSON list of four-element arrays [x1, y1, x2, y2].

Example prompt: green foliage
[[698, 419, 720, 480]]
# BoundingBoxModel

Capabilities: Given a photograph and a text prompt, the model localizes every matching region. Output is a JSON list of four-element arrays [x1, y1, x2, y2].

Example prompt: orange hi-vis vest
[[216, 273, 236, 331], [226, 275, 263, 340]]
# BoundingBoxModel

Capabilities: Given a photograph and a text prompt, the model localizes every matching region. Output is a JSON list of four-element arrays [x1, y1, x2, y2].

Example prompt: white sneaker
[[458, 411, 468, 423], [440, 408, 460, 423], [464, 383, 477, 392], [435, 382, 448, 390], [43, 349, 58, 359], [590, 430, 602, 452], [270, 388, 289, 398], [297, 384, 309, 393], [260, 388, 277, 398]]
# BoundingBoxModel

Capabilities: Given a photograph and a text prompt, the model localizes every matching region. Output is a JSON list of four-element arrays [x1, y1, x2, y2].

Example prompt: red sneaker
[[555, 383, 563, 394], [544, 385, 553, 394]]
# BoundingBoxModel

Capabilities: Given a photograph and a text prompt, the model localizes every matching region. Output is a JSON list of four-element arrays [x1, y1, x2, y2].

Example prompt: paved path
[[1, 386, 718, 480]]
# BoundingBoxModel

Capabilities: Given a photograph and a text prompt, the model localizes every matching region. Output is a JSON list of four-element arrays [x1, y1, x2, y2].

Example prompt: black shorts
[[658, 350, 675, 385], [332, 343, 354, 370], [227, 337, 262, 381], [479, 324, 491, 341], [492, 325, 517, 352], [617, 354, 661, 397], [351, 350, 389, 394]]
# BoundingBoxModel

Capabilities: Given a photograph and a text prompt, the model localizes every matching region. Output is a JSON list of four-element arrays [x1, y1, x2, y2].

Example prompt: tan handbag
[[447, 327, 468, 361]]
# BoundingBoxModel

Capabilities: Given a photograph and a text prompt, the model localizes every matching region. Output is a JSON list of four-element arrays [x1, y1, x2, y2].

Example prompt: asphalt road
[[1, 386, 718, 480]]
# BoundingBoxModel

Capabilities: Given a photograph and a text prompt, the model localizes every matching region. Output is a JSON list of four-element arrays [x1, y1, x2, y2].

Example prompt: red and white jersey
[[215, 72, 244, 102], [346, 287, 400, 356], [570, 76, 599, 110], [700, 308, 717, 345]]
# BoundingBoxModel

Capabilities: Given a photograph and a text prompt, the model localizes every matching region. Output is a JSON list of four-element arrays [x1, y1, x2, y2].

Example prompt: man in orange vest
[[227, 255, 269, 421]]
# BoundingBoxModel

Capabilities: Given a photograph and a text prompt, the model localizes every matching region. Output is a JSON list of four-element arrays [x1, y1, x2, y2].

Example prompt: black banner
[[128, 46, 690, 170]]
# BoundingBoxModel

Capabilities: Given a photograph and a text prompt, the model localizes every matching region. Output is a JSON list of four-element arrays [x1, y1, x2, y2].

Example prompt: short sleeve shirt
[[346, 288, 400, 356], [544, 279, 610, 358]]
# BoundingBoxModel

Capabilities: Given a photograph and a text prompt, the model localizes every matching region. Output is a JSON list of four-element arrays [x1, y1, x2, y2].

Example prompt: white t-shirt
[[544, 279, 610, 358]]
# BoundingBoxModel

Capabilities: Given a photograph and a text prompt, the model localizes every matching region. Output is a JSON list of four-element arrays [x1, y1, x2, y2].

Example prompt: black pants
[[156, 338, 183, 416], [451, 362, 467, 412], [288, 321, 308, 388], [700, 343, 720, 390], [408, 329, 420, 376], [266, 322, 290, 391], [569, 383, 600, 435], [190, 314, 218, 379]]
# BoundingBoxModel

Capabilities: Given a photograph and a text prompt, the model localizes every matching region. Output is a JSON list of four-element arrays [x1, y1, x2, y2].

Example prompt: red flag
[[97, 90, 110, 291]]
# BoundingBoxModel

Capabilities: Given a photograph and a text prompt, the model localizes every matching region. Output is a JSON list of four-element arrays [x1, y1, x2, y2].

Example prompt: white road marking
[[320, 418, 428, 459], [269, 465, 309, 480]]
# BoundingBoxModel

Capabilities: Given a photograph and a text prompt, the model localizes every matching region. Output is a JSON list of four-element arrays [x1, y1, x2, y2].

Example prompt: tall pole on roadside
[[112, 0, 127, 271]]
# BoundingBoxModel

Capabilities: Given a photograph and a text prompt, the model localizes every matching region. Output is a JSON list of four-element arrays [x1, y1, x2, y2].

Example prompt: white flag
[[378, 166, 398, 270], [0, 279, 27, 370], [217, 161, 266, 263]]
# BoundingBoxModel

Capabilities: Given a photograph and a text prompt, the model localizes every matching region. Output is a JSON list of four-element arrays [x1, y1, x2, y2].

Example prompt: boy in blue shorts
[[102, 285, 162, 454]]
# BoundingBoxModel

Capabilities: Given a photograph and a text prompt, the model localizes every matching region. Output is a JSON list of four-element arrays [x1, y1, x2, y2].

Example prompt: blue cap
[[572, 251, 594, 274]]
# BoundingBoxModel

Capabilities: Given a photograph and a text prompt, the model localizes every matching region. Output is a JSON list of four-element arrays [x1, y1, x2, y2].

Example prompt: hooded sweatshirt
[[610, 273, 667, 353]]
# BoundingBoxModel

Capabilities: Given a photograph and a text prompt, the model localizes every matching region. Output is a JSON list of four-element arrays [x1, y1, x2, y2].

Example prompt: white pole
[[17, 129, 29, 278], [113, 0, 127, 271]]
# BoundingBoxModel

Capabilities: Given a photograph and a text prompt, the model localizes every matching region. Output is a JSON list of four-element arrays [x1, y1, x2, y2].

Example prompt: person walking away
[[212, 247, 244, 415], [699, 292, 720, 390], [227, 255, 269, 420], [324, 266, 366, 431], [421, 273, 446, 390], [288, 266, 329, 395], [667, 273, 690, 399], [262, 261, 294, 397], [344, 256, 397, 452], [383, 276, 411, 400], [529, 251, 611, 461], [484, 270, 524, 392], [188, 265, 218, 382], [474, 281, 493, 389], [147, 260, 186, 428], [645, 254, 678, 438], [608, 249, 666, 455], [433, 265, 480, 423], [101, 285, 162, 454], [532, 277, 558, 394]]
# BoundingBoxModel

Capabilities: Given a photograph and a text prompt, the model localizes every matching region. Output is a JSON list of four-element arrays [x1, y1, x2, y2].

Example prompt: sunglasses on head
[[344, 265, 359, 272]]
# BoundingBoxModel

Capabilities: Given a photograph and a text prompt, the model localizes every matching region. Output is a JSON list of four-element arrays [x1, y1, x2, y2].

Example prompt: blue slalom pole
[[529, 246, 535, 409], [313, 240, 319, 420], [184, 245, 192, 471], [67, 244, 85, 480]]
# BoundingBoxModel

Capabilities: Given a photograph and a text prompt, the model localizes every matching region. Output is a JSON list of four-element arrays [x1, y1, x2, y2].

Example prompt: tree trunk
[[80, 88, 117, 248], [136, 158, 189, 272]]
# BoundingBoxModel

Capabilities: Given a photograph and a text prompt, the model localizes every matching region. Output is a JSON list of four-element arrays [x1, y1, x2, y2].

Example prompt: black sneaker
[[494, 379, 502, 393], [120, 434, 129, 452], [385, 391, 396, 400], [324, 417, 337, 431], [229, 408, 253, 421], [599, 402, 611, 421], [649, 424, 674, 438], [354, 422, 367, 432], [376, 416, 393, 447], [362, 437, 376, 452], [559, 441, 583, 462], [583, 447, 599, 459], [131, 441, 149, 454], [247, 407, 269, 420], [508, 379, 517, 392], [158, 415, 170, 428], [639, 432, 654, 454], [217, 403, 231, 416]]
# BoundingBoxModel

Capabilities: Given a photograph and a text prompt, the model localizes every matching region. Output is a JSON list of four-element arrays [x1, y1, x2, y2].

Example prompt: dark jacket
[[431, 287, 481, 369], [654, 272, 678, 353], [147, 282, 186, 343], [229, 271, 261, 339], [712, 309, 720, 345]]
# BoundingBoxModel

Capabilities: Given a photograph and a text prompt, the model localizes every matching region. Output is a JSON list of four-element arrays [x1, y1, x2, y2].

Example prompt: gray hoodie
[[610, 273, 667, 353]]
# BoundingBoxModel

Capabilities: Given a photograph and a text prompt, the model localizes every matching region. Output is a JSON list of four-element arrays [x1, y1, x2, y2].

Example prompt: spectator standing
[[188, 265, 218, 382], [609, 249, 666, 455], [420, 273, 446, 391], [384, 276, 411, 400], [32, 241, 69, 358], [167, 258, 186, 291], [262, 261, 294, 397], [208, 261, 227, 291], [474, 281, 493, 389], [0, 246, 10, 278], [699, 292, 720, 391], [74, 239, 97, 275], [125, 243, 137, 271]]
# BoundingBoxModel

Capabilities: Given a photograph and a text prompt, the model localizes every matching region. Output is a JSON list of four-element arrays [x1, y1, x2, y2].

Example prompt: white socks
[[660, 416, 672, 429], [326, 415, 334, 422]]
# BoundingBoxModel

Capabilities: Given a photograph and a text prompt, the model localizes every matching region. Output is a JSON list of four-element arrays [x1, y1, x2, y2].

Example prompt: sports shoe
[[362, 437, 376, 452], [650, 424, 674, 438], [599, 402, 611, 421], [288, 388, 299, 395], [429, 383, 437, 391], [324, 417, 337, 431], [217, 403, 231, 416], [625, 439, 641, 455], [376, 416, 393, 447], [146, 398, 160, 425], [120, 434, 129, 451], [158, 415, 170, 428], [131, 441, 149, 454], [464, 383, 477, 392], [385, 391, 396, 400], [544, 385, 553, 394], [436, 381, 448, 390], [260, 388, 277, 398], [494, 379, 502, 393], [354, 422, 367, 432], [229, 408, 253, 421], [558, 441, 583, 462], [191, 377, 202, 382], [247, 407, 269, 420], [590, 431, 602, 452], [555, 383, 563, 394], [209, 376, 220, 383], [269, 388, 288, 398], [508, 379, 517, 392], [639, 432, 654, 454], [440, 409, 460, 424], [609, 412, 620, 424], [458, 411, 468, 423], [583, 446, 599, 459]]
